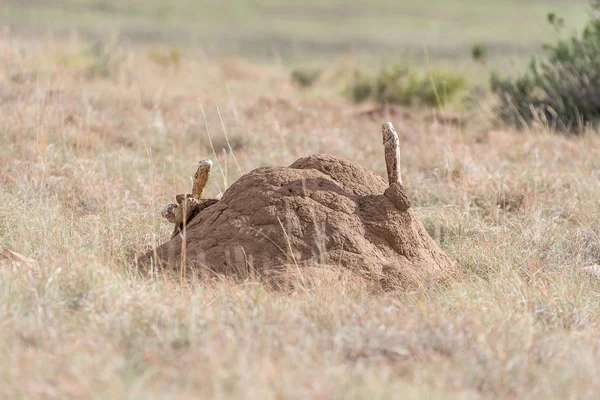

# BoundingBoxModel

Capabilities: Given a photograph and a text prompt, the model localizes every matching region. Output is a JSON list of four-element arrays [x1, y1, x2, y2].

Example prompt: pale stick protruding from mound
[[382, 122, 402, 186], [161, 158, 217, 237]]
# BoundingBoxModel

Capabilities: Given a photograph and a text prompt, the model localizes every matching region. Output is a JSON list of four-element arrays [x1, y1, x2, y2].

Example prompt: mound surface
[[140, 154, 457, 287]]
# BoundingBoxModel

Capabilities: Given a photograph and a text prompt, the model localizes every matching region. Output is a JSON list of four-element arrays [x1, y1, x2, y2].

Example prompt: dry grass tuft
[[1, 37, 600, 398]]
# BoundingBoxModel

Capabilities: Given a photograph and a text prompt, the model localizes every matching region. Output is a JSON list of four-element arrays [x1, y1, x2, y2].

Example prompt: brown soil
[[139, 154, 457, 288]]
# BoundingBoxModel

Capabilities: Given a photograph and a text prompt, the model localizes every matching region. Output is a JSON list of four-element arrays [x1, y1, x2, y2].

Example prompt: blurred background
[[0, 0, 588, 63]]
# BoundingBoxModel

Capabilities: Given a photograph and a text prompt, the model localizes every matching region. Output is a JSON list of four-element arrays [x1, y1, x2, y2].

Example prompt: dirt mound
[[139, 153, 457, 288]]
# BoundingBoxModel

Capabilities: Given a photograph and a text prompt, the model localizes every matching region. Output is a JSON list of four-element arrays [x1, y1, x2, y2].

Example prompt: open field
[[2, 1, 600, 399], [2, 36, 600, 399], [0, 0, 589, 61]]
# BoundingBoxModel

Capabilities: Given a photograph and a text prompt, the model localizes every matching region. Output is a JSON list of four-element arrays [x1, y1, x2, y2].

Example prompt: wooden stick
[[192, 159, 213, 198], [382, 122, 402, 186]]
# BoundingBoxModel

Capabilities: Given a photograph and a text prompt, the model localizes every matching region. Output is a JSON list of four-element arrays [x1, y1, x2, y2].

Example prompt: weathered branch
[[382, 122, 402, 186]]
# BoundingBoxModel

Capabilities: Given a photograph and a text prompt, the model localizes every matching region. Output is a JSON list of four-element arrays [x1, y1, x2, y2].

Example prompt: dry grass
[[1, 37, 600, 399]]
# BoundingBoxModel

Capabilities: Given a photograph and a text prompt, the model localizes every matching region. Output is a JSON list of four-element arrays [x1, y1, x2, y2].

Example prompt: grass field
[[1, 1, 600, 399], [0, 0, 589, 61]]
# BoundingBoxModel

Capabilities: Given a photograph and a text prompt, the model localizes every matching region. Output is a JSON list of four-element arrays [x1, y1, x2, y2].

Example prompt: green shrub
[[347, 65, 467, 108], [291, 68, 321, 88], [348, 72, 374, 103], [417, 70, 467, 107], [59, 37, 124, 79], [147, 47, 182, 69], [375, 65, 419, 106], [491, 1, 600, 134], [471, 44, 487, 63]]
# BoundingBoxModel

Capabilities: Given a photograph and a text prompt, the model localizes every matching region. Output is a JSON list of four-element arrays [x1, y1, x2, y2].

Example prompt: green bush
[[148, 47, 182, 69], [347, 65, 467, 108], [417, 70, 467, 107], [374, 65, 419, 106], [471, 44, 487, 63], [491, 1, 600, 134], [349, 72, 374, 103], [291, 68, 321, 88], [59, 37, 124, 79]]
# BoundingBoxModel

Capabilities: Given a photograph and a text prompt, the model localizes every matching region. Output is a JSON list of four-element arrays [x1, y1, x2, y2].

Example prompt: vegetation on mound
[[492, 1, 600, 134]]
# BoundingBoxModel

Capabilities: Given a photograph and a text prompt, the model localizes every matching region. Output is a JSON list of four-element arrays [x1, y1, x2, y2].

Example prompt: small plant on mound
[[347, 65, 467, 108], [491, 2, 600, 134], [291, 68, 321, 88]]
